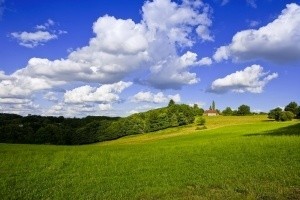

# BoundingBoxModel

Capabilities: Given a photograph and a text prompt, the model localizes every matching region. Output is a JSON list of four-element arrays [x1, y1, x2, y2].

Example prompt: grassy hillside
[[0, 116, 299, 199]]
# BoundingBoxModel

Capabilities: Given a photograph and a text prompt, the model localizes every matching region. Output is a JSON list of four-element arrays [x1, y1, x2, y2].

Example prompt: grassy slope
[[0, 115, 299, 199]]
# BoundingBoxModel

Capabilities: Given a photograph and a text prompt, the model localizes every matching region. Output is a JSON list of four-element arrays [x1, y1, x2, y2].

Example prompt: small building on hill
[[204, 109, 218, 116]]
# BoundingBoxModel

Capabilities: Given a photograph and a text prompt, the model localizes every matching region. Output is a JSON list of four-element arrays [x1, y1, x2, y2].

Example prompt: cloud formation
[[214, 3, 300, 63], [0, 0, 214, 116], [132, 91, 180, 104], [10, 19, 66, 48], [209, 65, 278, 93], [64, 81, 132, 104]]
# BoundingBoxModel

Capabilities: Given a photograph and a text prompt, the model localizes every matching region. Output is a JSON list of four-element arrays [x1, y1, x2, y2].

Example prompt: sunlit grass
[[0, 116, 299, 199]]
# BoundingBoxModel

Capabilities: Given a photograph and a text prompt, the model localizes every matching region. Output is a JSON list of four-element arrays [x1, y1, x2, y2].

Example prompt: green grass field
[[0, 115, 299, 199]]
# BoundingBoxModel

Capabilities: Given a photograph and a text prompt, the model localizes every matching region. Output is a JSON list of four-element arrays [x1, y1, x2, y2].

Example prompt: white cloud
[[142, 0, 212, 44], [44, 91, 58, 101], [149, 51, 211, 89], [0, 98, 31, 104], [35, 19, 55, 30], [132, 91, 181, 104], [0, 71, 11, 80], [209, 65, 278, 93], [99, 104, 112, 111], [44, 102, 97, 117], [11, 31, 57, 48], [249, 20, 260, 27], [214, 3, 300, 63], [128, 110, 139, 115], [64, 81, 132, 104], [143, 0, 213, 89], [10, 19, 66, 48], [0, 100, 40, 116], [247, 0, 257, 8], [0, 0, 214, 114]]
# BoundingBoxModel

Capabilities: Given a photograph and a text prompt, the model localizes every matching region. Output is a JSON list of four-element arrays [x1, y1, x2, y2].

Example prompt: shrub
[[280, 111, 294, 121], [196, 117, 206, 126]]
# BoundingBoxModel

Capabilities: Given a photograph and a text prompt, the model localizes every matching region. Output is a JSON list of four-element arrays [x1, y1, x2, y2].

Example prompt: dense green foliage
[[0, 114, 118, 145], [0, 102, 198, 145], [222, 107, 233, 116], [268, 107, 283, 121], [220, 105, 252, 116], [237, 104, 251, 115], [268, 101, 300, 121], [0, 117, 299, 199], [284, 101, 298, 115]]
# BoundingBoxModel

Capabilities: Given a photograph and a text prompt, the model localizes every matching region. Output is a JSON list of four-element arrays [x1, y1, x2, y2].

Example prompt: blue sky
[[0, 0, 299, 117]]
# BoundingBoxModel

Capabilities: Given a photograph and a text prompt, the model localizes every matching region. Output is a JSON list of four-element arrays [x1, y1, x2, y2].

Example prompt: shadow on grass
[[244, 123, 300, 137]]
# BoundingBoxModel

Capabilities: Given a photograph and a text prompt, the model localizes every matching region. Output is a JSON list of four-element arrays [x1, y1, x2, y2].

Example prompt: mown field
[[0, 115, 299, 199]]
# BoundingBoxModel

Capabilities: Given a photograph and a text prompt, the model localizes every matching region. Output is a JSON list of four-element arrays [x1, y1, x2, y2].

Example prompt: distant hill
[[0, 102, 203, 145]]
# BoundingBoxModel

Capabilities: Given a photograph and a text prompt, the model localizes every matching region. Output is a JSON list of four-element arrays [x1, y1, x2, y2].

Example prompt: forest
[[1, 101, 299, 145], [0, 101, 203, 145]]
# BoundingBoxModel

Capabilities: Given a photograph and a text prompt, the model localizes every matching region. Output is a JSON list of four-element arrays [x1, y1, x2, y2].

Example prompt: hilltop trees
[[0, 101, 201, 145], [193, 104, 204, 116]]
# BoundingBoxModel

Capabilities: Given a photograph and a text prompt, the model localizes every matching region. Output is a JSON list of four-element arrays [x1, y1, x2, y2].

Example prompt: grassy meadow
[[0, 115, 299, 199]]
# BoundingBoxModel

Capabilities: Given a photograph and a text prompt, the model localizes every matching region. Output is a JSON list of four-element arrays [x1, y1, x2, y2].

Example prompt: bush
[[196, 117, 206, 126], [268, 107, 283, 121], [280, 111, 294, 121]]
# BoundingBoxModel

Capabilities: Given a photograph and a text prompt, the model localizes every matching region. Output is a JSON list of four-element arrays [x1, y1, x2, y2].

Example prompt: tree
[[297, 106, 300, 119], [170, 114, 179, 127], [195, 117, 206, 126], [193, 104, 204, 116], [177, 113, 188, 126], [268, 107, 283, 121], [280, 111, 294, 121], [237, 105, 251, 116], [222, 107, 233, 116], [212, 101, 216, 110], [168, 99, 175, 107], [284, 101, 298, 115]]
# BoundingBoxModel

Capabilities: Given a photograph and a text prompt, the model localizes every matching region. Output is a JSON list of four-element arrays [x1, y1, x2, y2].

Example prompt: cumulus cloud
[[149, 51, 212, 89], [44, 102, 98, 117], [0, 71, 10, 80], [209, 65, 278, 94], [0, 0, 214, 115], [132, 91, 180, 104], [11, 31, 58, 48], [213, 3, 300, 63], [44, 91, 58, 102], [0, 100, 40, 115], [99, 104, 112, 111], [143, 0, 213, 89], [64, 81, 132, 104], [10, 19, 66, 48], [35, 19, 55, 30]]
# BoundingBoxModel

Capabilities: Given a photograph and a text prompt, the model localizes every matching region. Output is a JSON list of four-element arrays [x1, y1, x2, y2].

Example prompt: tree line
[[267, 101, 300, 121], [0, 101, 203, 145]]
